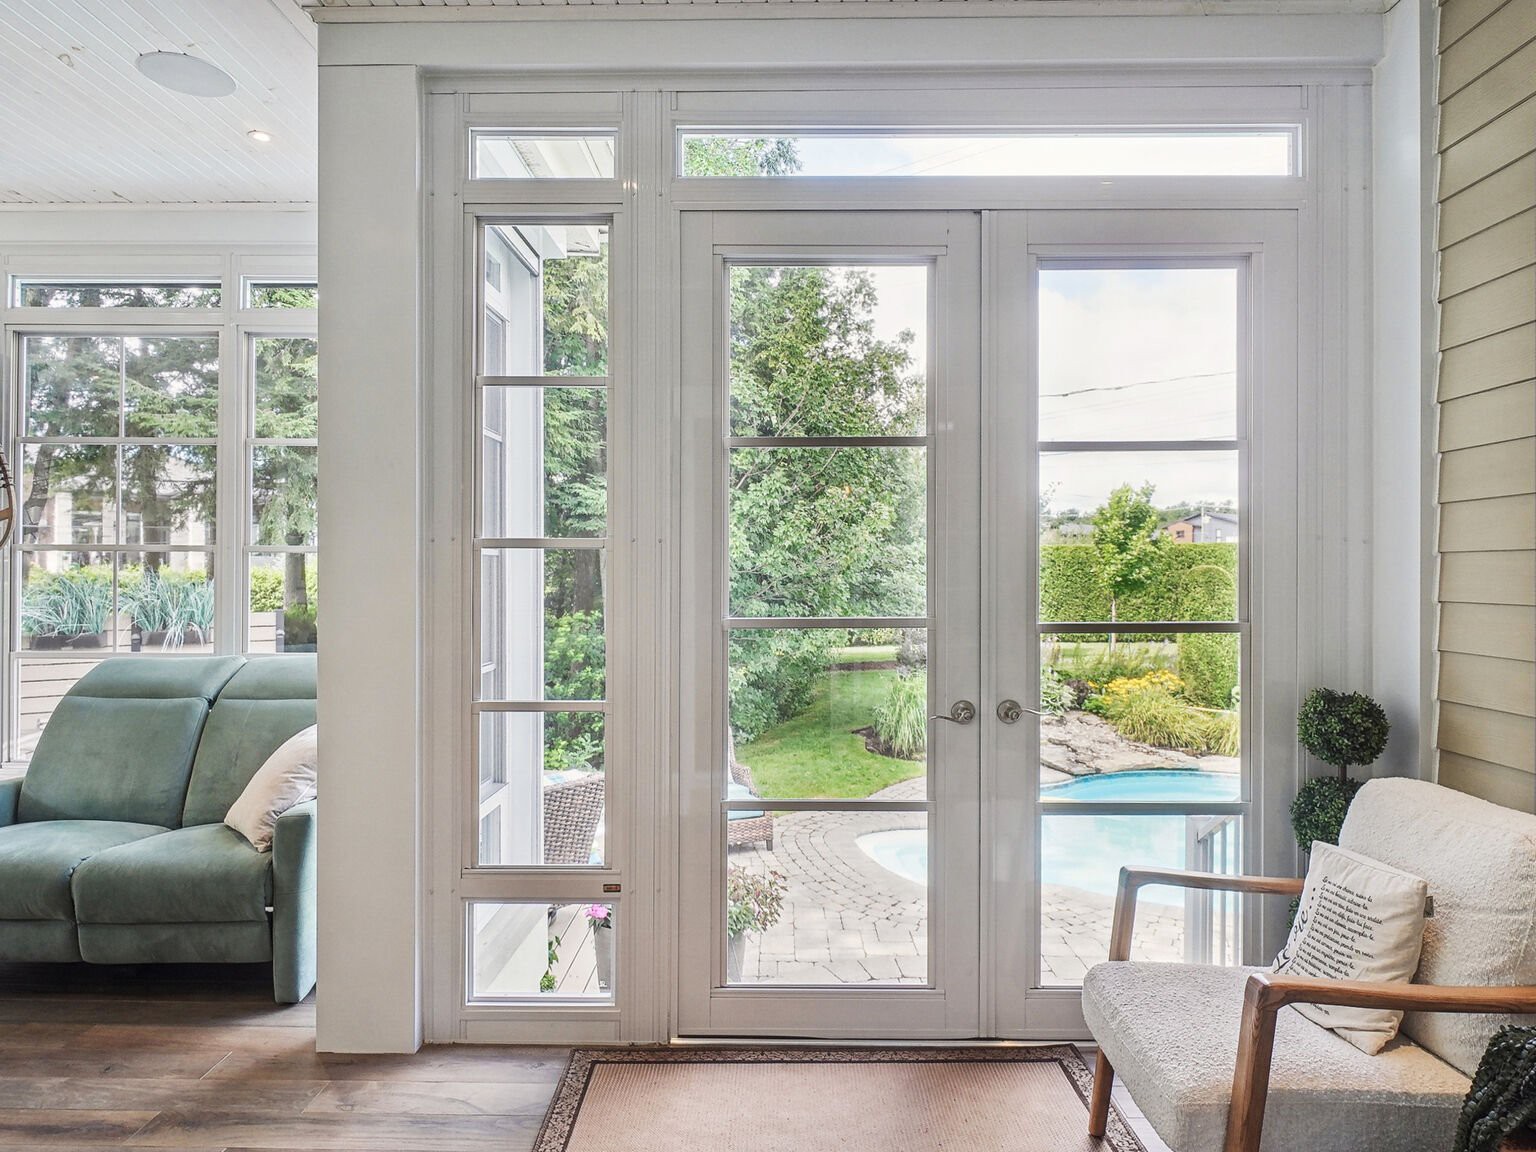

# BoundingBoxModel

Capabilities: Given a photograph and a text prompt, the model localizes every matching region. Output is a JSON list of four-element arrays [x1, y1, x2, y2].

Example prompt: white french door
[[677, 207, 1296, 1039]]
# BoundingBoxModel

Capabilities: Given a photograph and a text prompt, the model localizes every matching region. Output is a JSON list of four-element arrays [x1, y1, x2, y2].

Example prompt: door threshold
[[667, 1036, 1079, 1049]]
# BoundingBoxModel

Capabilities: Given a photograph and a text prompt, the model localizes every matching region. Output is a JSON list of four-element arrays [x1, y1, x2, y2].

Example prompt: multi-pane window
[[7, 275, 316, 758]]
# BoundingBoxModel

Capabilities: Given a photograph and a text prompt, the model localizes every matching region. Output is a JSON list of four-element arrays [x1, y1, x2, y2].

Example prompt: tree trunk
[[1108, 598, 1118, 654], [284, 532, 308, 608]]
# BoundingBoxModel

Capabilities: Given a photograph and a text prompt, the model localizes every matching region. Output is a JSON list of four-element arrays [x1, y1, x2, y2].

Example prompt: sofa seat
[[1082, 961, 1470, 1152], [73, 823, 273, 925], [0, 820, 168, 921]]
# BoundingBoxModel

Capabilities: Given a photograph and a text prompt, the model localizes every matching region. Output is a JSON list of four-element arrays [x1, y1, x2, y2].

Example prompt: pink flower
[[584, 903, 611, 924]]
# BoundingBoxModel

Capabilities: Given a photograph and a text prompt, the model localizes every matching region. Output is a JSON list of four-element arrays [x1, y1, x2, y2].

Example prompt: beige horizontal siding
[[1439, 701, 1536, 767], [1440, 550, 1536, 605], [1440, 495, 1536, 552], [1440, 652, 1536, 716], [1440, 267, 1536, 348], [1440, 602, 1536, 660], [1438, 208, 1535, 299], [1440, 438, 1536, 501], [1438, 751, 1534, 809], [1438, 95, 1536, 198], [1440, 39, 1536, 148], [1440, 0, 1514, 51], [1439, 381, 1536, 450], [1439, 155, 1536, 244], [1439, 0, 1536, 98], [1438, 323, 1535, 400]]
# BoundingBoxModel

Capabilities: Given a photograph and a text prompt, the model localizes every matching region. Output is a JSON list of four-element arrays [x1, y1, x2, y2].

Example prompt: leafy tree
[[252, 336, 318, 609], [682, 136, 800, 177], [1091, 482, 1164, 650], [1175, 564, 1238, 707]]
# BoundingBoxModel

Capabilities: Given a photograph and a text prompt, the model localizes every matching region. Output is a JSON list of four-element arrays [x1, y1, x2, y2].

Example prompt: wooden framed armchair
[[1083, 778, 1536, 1152]]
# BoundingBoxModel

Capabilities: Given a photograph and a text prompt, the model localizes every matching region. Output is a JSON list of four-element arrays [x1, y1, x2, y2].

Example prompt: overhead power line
[[1040, 369, 1236, 400]]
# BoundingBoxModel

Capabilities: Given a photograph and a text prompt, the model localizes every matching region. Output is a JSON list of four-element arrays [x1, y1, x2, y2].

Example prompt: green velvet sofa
[[0, 654, 317, 1003]]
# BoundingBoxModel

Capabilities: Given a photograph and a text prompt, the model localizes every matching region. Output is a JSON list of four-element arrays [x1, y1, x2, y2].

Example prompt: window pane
[[17, 281, 221, 308], [123, 445, 216, 546], [470, 902, 615, 1002], [1039, 450, 1238, 622], [23, 335, 120, 438], [123, 336, 219, 439], [20, 553, 114, 651], [483, 223, 608, 377], [471, 132, 616, 180], [254, 338, 319, 436], [479, 548, 604, 702], [20, 444, 115, 546], [480, 387, 605, 539], [725, 812, 927, 985], [476, 713, 605, 866], [681, 132, 1294, 178], [248, 283, 318, 309], [730, 447, 926, 618], [1039, 812, 1243, 985], [248, 553, 317, 654], [118, 554, 214, 653], [1040, 267, 1238, 442], [728, 264, 928, 437], [1040, 632, 1241, 781], [728, 628, 928, 801], [251, 446, 318, 547]]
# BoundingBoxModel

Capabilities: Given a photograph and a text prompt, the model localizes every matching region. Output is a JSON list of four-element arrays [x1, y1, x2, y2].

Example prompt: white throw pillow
[[225, 725, 318, 852], [1272, 841, 1430, 1054]]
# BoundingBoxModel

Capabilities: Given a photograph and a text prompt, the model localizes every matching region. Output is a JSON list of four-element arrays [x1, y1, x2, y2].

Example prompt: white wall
[[0, 207, 314, 249]]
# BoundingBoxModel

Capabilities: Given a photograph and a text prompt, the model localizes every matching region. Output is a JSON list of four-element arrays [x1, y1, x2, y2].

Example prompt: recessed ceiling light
[[135, 52, 236, 98], [247, 129, 274, 144]]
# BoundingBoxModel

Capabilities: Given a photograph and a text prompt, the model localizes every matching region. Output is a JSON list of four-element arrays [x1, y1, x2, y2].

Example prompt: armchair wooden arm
[[1225, 972, 1536, 1152], [1087, 867, 1305, 1137]]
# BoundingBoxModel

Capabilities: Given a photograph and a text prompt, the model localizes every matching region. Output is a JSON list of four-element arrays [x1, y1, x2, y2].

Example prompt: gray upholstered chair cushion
[[73, 823, 272, 924], [0, 820, 168, 921], [1340, 777, 1536, 1076], [1082, 961, 1469, 1152], [18, 656, 245, 828], [181, 656, 317, 827]]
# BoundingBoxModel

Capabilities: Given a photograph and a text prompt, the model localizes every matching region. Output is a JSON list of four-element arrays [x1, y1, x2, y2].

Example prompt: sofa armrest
[[1110, 867, 1305, 961], [0, 778, 21, 828], [1225, 972, 1536, 1152], [271, 799, 316, 1004]]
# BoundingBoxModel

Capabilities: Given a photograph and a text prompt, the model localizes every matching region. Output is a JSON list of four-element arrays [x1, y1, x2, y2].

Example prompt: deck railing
[[1185, 813, 1243, 966]]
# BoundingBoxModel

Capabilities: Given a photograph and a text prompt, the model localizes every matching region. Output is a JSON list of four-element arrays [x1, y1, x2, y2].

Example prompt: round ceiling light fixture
[[247, 129, 274, 144], [135, 51, 236, 98]]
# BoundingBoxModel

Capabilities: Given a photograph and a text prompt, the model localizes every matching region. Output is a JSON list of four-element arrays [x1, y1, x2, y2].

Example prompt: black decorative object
[[1455, 1026, 1536, 1152]]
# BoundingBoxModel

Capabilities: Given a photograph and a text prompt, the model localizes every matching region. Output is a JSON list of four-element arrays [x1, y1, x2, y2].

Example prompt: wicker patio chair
[[726, 758, 774, 851], [542, 774, 605, 865]]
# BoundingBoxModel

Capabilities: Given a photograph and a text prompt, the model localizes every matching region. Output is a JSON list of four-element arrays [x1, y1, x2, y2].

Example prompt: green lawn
[[736, 667, 925, 800], [828, 645, 898, 665]]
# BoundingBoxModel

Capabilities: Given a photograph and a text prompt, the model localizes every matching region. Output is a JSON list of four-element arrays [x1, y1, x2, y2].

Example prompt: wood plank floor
[[0, 963, 569, 1151]]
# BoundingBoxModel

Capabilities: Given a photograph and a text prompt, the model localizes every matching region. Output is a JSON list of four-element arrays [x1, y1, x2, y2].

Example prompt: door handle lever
[[931, 700, 977, 725], [996, 700, 1042, 724]]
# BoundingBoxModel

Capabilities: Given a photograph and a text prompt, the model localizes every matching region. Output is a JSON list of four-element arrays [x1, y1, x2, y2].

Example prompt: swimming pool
[[857, 770, 1240, 896]]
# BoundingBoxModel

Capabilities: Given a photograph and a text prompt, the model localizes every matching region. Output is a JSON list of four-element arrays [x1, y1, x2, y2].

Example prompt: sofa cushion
[[19, 656, 245, 828], [0, 820, 168, 921], [1340, 777, 1536, 1076], [182, 656, 317, 827], [72, 823, 273, 925], [1083, 961, 1469, 1152]]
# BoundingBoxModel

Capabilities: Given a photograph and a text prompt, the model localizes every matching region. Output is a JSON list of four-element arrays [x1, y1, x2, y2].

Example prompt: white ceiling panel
[[301, 0, 1389, 15], [0, 0, 316, 205]]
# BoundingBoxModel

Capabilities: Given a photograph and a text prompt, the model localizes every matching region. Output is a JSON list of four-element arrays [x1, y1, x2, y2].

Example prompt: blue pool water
[[856, 770, 1240, 896]]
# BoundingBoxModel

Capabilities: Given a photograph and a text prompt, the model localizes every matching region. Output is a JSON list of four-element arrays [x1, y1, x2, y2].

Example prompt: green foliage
[[121, 569, 215, 644], [544, 712, 604, 775], [282, 603, 317, 648], [1100, 680, 1212, 752], [1204, 709, 1242, 758], [251, 337, 318, 612], [21, 571, 112, 638], [1092, 483, 1165, 633], [1047, 640, 1177, 689], [682, 137, 801, 177], [1040, 666, 1073, 715], [250, 566, 319, 613], [544, 611, 605, 703], [1041, 543, 1237, 634], [1297, 688, 1390, 776], [1290, 775, 1365, 849], [539, 932, 562, 993], [872, 671, 927, 759], [1176, 565, 1240, 708], [726, 866, 787, 936]]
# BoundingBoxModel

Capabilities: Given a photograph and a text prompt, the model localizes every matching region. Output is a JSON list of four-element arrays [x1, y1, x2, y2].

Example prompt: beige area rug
[[534, 1046, 1145, 1152]]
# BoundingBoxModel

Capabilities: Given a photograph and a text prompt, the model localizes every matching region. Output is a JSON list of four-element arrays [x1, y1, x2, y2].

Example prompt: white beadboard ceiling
[[0, 0, 316, 205], [302, 0, 1391, 17]]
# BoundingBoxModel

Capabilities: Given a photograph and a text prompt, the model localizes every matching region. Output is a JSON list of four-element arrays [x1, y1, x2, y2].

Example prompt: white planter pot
[[594, 923, 615, 991], [726, 931, 747, 983]]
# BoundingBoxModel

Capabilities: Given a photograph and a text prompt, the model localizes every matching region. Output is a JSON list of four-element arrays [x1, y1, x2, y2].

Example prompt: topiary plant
[[1291, 688, 1389, 851]]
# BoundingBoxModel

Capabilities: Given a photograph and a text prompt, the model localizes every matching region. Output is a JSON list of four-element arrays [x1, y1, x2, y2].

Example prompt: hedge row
[[1040, 542, 1237, 628]]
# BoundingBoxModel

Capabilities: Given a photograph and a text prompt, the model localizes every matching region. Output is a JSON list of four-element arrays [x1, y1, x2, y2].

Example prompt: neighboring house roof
[[1170, 511, 1238, 529]]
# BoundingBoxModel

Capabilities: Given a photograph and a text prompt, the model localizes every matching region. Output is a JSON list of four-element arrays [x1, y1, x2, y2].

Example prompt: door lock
[[931, 700, 977, 725], [996, 699, 1041, 724]]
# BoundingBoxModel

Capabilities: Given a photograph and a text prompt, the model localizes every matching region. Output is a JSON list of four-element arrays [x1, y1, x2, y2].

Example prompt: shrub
[[1297, 688, 1390, 778], [729, 629, 836, 744], [1101, 683, 1211, 752], [21, 572, 111, 638], [1176, 565, 1239, 708], [249, 565, 319, 613], [1203, 709, 1241, 757], [282, 603, 317, 647], [545, 610, 605, 702], [1290, 775, 1364, 849], [1040, 666, 1072, 715], [873, 672, 927, 759], [726, 866, 786, 936], [1051, 641, 1176, 689], [1041, 542, 1238, 637]]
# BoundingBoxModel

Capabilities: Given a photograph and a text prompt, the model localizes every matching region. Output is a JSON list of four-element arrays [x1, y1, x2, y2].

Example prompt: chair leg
[[1088, 1050, 1114, 1138]]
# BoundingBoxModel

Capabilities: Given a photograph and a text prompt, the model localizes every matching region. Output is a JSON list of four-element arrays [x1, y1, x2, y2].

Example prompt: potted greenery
[[726, 866, 785, 982], [23, 574, 112, 649], [539, 930, 562, 993], [1291, 688, 1390, 851], [586, 903, 615, 991], [277, 603, 318, 652]]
